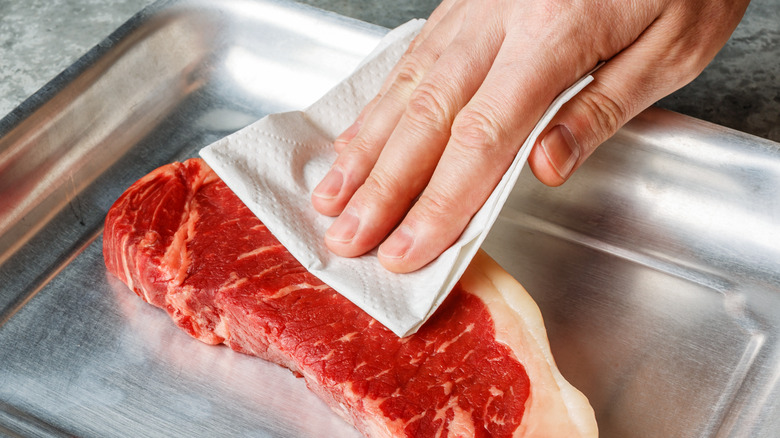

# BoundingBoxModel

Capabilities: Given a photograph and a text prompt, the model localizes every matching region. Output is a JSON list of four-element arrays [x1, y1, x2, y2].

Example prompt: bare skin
[[311, 0, 751, 273]]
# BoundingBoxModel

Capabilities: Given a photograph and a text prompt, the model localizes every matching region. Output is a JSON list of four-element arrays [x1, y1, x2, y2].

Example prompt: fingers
[[323, 20, 504, 259], [314, 0, 751, 274], [312, 1, 471, 218], [377, 28, 584, 272], [311, 18, 460, 217], [332, 0, 462, 153]]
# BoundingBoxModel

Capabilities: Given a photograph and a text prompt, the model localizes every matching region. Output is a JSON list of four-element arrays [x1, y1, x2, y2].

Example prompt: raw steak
[[103, 158, 597, 437]]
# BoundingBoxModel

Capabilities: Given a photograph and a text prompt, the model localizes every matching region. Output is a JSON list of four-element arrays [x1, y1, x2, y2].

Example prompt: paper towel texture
[[201, 20, 593, 337]]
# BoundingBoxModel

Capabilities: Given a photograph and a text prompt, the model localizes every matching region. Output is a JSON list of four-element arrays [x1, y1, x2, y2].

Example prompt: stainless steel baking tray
[[1, 0, 779, 437]]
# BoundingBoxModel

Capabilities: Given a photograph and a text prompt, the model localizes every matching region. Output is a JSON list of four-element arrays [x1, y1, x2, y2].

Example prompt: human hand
[[311, 0, 750, 273]]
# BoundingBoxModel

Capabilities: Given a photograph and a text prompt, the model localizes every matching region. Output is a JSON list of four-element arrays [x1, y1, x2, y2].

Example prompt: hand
[[311, 0, 750, 273]]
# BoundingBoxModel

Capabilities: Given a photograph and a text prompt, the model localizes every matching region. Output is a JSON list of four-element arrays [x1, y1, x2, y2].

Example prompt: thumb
[[527, 9, 729, 187], [528, 68, 642, 187]]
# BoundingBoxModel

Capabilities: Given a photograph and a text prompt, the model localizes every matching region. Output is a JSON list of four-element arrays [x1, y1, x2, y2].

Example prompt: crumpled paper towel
[[200, 19, 594, 337]]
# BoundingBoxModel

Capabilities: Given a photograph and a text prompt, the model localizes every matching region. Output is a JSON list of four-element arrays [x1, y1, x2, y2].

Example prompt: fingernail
[[326, 208, 360, 243], [334, 119, 361, 148], [541, 125, 580, 179], [312, 167, 343, 200], [379, 225, 414, 259]]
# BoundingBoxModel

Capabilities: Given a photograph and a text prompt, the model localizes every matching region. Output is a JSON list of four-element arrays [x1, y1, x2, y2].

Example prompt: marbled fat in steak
[[103, 158, 597, 438]]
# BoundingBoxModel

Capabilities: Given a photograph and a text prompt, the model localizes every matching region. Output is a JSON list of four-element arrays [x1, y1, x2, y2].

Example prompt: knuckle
[[360, 172, 410, 207], [406, 83, 452, 134], [345, 133, 378, 157], [579, 88, 627, 140], [393, 55, 427, 90], [450, 108, 502, 154], [338, 135, 383, 171], [415, 189, 461, 224]]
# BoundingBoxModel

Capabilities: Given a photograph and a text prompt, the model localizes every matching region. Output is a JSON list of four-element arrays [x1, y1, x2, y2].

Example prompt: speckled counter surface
[[1, 0, 778, 141]]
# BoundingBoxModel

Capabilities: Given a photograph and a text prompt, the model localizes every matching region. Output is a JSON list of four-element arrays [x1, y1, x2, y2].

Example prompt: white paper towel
[[200, 20, 594, 337]]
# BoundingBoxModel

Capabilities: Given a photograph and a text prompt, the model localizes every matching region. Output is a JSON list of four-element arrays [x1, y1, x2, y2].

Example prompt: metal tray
[[1, 0, 779, 436]]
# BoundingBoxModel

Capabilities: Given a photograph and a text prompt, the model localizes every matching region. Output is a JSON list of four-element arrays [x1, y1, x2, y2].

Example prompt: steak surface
[[103, 158, 597, 438]]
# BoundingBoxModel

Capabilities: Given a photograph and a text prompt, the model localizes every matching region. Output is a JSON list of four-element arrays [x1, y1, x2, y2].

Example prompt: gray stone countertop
[[1, 0, 778, 142]]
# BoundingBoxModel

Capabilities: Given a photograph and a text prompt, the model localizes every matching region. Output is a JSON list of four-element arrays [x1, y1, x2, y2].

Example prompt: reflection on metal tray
[[0, 0, 778, 437]]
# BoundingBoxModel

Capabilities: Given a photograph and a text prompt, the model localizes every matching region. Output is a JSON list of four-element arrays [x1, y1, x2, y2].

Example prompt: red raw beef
[[103, 158, 596, 437]]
